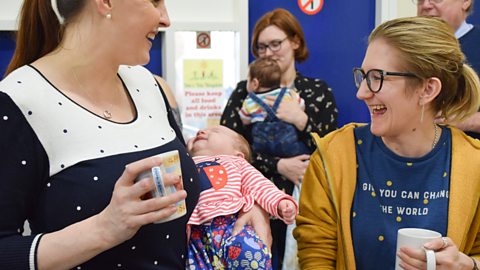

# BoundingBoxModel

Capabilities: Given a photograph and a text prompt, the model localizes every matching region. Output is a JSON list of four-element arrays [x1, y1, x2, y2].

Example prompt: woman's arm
[[153, 74, 183, 132], [0, 94, 187, 269], [37, 157, 187, 269], [294, 151, 339, 270], [296, 77, 338, 138], [232, 204, 273, 249]]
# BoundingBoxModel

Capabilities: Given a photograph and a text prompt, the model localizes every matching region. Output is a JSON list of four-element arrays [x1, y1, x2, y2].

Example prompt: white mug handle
[[425, 249, 436, 270]]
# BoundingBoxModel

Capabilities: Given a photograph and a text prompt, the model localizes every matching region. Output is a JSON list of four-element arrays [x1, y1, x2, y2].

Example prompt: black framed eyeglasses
[[412, 0, 444, 5], [256, 37, 288, 54], [353, 68, 419, 93]]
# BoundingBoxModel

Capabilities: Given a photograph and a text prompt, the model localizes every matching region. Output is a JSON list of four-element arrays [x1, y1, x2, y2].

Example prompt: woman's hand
[[232, 204, 272, 249], [96, 156, 187, 248], [264, 95, 308, 130], [36, 156, 188, 269], [277, 154, 310, 185], [396, 237, 475, 269]]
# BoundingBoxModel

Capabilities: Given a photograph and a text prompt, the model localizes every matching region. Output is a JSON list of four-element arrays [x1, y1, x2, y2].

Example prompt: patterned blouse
[[220, 72, 338, 194]]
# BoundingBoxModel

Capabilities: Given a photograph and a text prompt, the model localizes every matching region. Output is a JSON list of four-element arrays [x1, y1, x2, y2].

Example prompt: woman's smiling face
[[356, 38, 423, 138]]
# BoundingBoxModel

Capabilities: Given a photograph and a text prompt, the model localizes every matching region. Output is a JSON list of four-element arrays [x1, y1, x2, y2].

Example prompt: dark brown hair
[[251, 8, 308, 62], [248, 57, 281, 89], [5, 0, 86, 76]]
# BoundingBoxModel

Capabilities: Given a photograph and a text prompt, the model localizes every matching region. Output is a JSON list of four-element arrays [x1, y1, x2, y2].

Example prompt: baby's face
[[187, 125, 239, 156]]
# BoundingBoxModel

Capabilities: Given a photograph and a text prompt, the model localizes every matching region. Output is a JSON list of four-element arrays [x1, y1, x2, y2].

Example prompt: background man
[[416, 0, 480, 138]]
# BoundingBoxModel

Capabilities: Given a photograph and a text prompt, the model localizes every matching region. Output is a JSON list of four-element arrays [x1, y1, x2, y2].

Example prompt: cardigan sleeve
[[0, 92, 49, 270], [293, 147, 338, 270]]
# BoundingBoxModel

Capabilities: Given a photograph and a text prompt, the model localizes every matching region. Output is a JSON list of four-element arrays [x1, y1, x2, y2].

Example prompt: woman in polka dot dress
[[0, 0, 274, 268], [294, 17, 480, 270], [0, 0, 203, 269], [0, 0, 276, 268]]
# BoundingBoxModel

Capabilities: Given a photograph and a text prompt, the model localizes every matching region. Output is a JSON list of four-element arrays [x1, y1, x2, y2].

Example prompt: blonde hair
[[369, 16, 480, 123], [234, 133, 252, 163]]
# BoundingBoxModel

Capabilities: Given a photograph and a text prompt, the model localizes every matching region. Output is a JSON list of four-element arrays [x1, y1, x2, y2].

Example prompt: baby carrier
[[248, 88, 310, 157]]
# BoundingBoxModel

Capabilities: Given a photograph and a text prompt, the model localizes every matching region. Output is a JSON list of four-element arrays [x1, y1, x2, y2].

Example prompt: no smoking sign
[[196, 31, 211, 49], [298, 0, 324, 15]]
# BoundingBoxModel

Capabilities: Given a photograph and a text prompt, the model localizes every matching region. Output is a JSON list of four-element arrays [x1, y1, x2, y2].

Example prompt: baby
[[239, 57, 305, 126], [239, 57, 309, 157], [186, 125, 297, 270]]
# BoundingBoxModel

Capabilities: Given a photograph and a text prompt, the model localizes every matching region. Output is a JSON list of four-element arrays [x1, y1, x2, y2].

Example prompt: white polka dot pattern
[[2, 65, 174, 176]]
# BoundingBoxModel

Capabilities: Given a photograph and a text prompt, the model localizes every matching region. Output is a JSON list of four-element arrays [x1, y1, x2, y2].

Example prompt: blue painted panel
[[144, 35, 163, 76], [249, 0, 375, 127], [468, 7, 480, 25], [0, 32, 16, 78], [0, 31, 163, 78]]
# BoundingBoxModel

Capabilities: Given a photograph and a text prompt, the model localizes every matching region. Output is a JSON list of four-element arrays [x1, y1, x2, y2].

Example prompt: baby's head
[[247, 57, 281, 93], [187, 125, 252, 162]]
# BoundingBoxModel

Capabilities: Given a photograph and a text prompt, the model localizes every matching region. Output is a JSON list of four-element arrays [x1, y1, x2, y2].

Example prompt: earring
[[106, 13, 112, 19], [420, 103, 425, 123]]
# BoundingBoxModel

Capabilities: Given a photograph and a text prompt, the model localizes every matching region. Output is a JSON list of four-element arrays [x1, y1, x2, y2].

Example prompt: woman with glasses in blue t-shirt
[[294, 16, 480, 270]]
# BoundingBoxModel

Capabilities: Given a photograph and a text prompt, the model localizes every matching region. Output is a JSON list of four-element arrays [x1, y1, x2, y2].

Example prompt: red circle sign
[[197, 32, 211, 48], [298, 0, 324, 15]]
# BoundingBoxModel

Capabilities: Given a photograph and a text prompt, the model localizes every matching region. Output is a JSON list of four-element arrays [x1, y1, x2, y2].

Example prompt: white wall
[[0, 0, 249, 80], [161, 1, 249, 85], [0, 0, 22, 30], [397, 1, 417, 18], [376, 0, 417, 25]]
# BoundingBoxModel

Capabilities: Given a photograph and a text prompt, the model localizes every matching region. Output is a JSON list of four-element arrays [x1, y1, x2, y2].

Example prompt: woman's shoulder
[[233, 80, 248, 95], [311, 123, 366, 150], [294, 72, 329, 89], [0, 65, 53, 113], [450, 126, 480, 151], [1, 65, 41, 91]]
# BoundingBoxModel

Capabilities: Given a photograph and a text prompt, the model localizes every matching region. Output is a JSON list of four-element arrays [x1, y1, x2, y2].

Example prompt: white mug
[[395, 228, 441, 270]]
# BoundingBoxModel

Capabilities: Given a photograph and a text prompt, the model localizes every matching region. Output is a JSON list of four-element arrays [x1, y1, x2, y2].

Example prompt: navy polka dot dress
[[0, 65, 200, 269]]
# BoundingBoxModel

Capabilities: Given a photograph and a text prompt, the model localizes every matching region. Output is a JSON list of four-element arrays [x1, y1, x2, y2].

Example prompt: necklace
[[103, 110, 112, 119], [432, 123, 439, 149], [71, 68, 116, 120]]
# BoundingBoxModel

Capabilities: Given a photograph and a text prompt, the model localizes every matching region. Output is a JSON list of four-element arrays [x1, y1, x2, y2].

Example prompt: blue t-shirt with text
[[351, 125, 450, 270]]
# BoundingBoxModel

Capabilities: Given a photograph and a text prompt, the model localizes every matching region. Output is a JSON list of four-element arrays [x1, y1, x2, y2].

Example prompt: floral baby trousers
[[187, 215, 272, 270]]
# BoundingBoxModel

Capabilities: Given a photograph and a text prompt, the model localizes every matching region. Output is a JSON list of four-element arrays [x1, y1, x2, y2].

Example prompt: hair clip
[[51, 0, 65, 24]]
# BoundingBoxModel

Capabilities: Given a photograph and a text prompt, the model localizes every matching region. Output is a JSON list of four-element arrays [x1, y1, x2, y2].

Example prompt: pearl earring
[[106, 13, 112, 19]]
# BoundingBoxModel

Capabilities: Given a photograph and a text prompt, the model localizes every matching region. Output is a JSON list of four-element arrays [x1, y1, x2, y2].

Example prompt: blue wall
[[2, 4, 480, 125], [0, 32, 16, 77], [0, 31, 163, 77]]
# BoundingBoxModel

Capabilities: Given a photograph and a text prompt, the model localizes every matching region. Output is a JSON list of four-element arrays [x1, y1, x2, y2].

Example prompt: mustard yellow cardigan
[[294, 123, 480, 270]]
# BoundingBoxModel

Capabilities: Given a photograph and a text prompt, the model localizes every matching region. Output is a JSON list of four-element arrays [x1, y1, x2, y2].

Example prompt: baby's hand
[[278, 200, 296, 225]]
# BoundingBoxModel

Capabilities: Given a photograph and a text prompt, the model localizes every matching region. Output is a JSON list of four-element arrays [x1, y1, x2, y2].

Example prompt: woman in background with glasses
[[294, 16, 480, 269], [415, 0, 480, 140], [220, 8, 338, 269]]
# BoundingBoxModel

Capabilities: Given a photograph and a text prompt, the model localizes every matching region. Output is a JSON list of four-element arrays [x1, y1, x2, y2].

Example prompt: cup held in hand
[[135, 150, 187, 223], [395, 228, 441, 270]]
